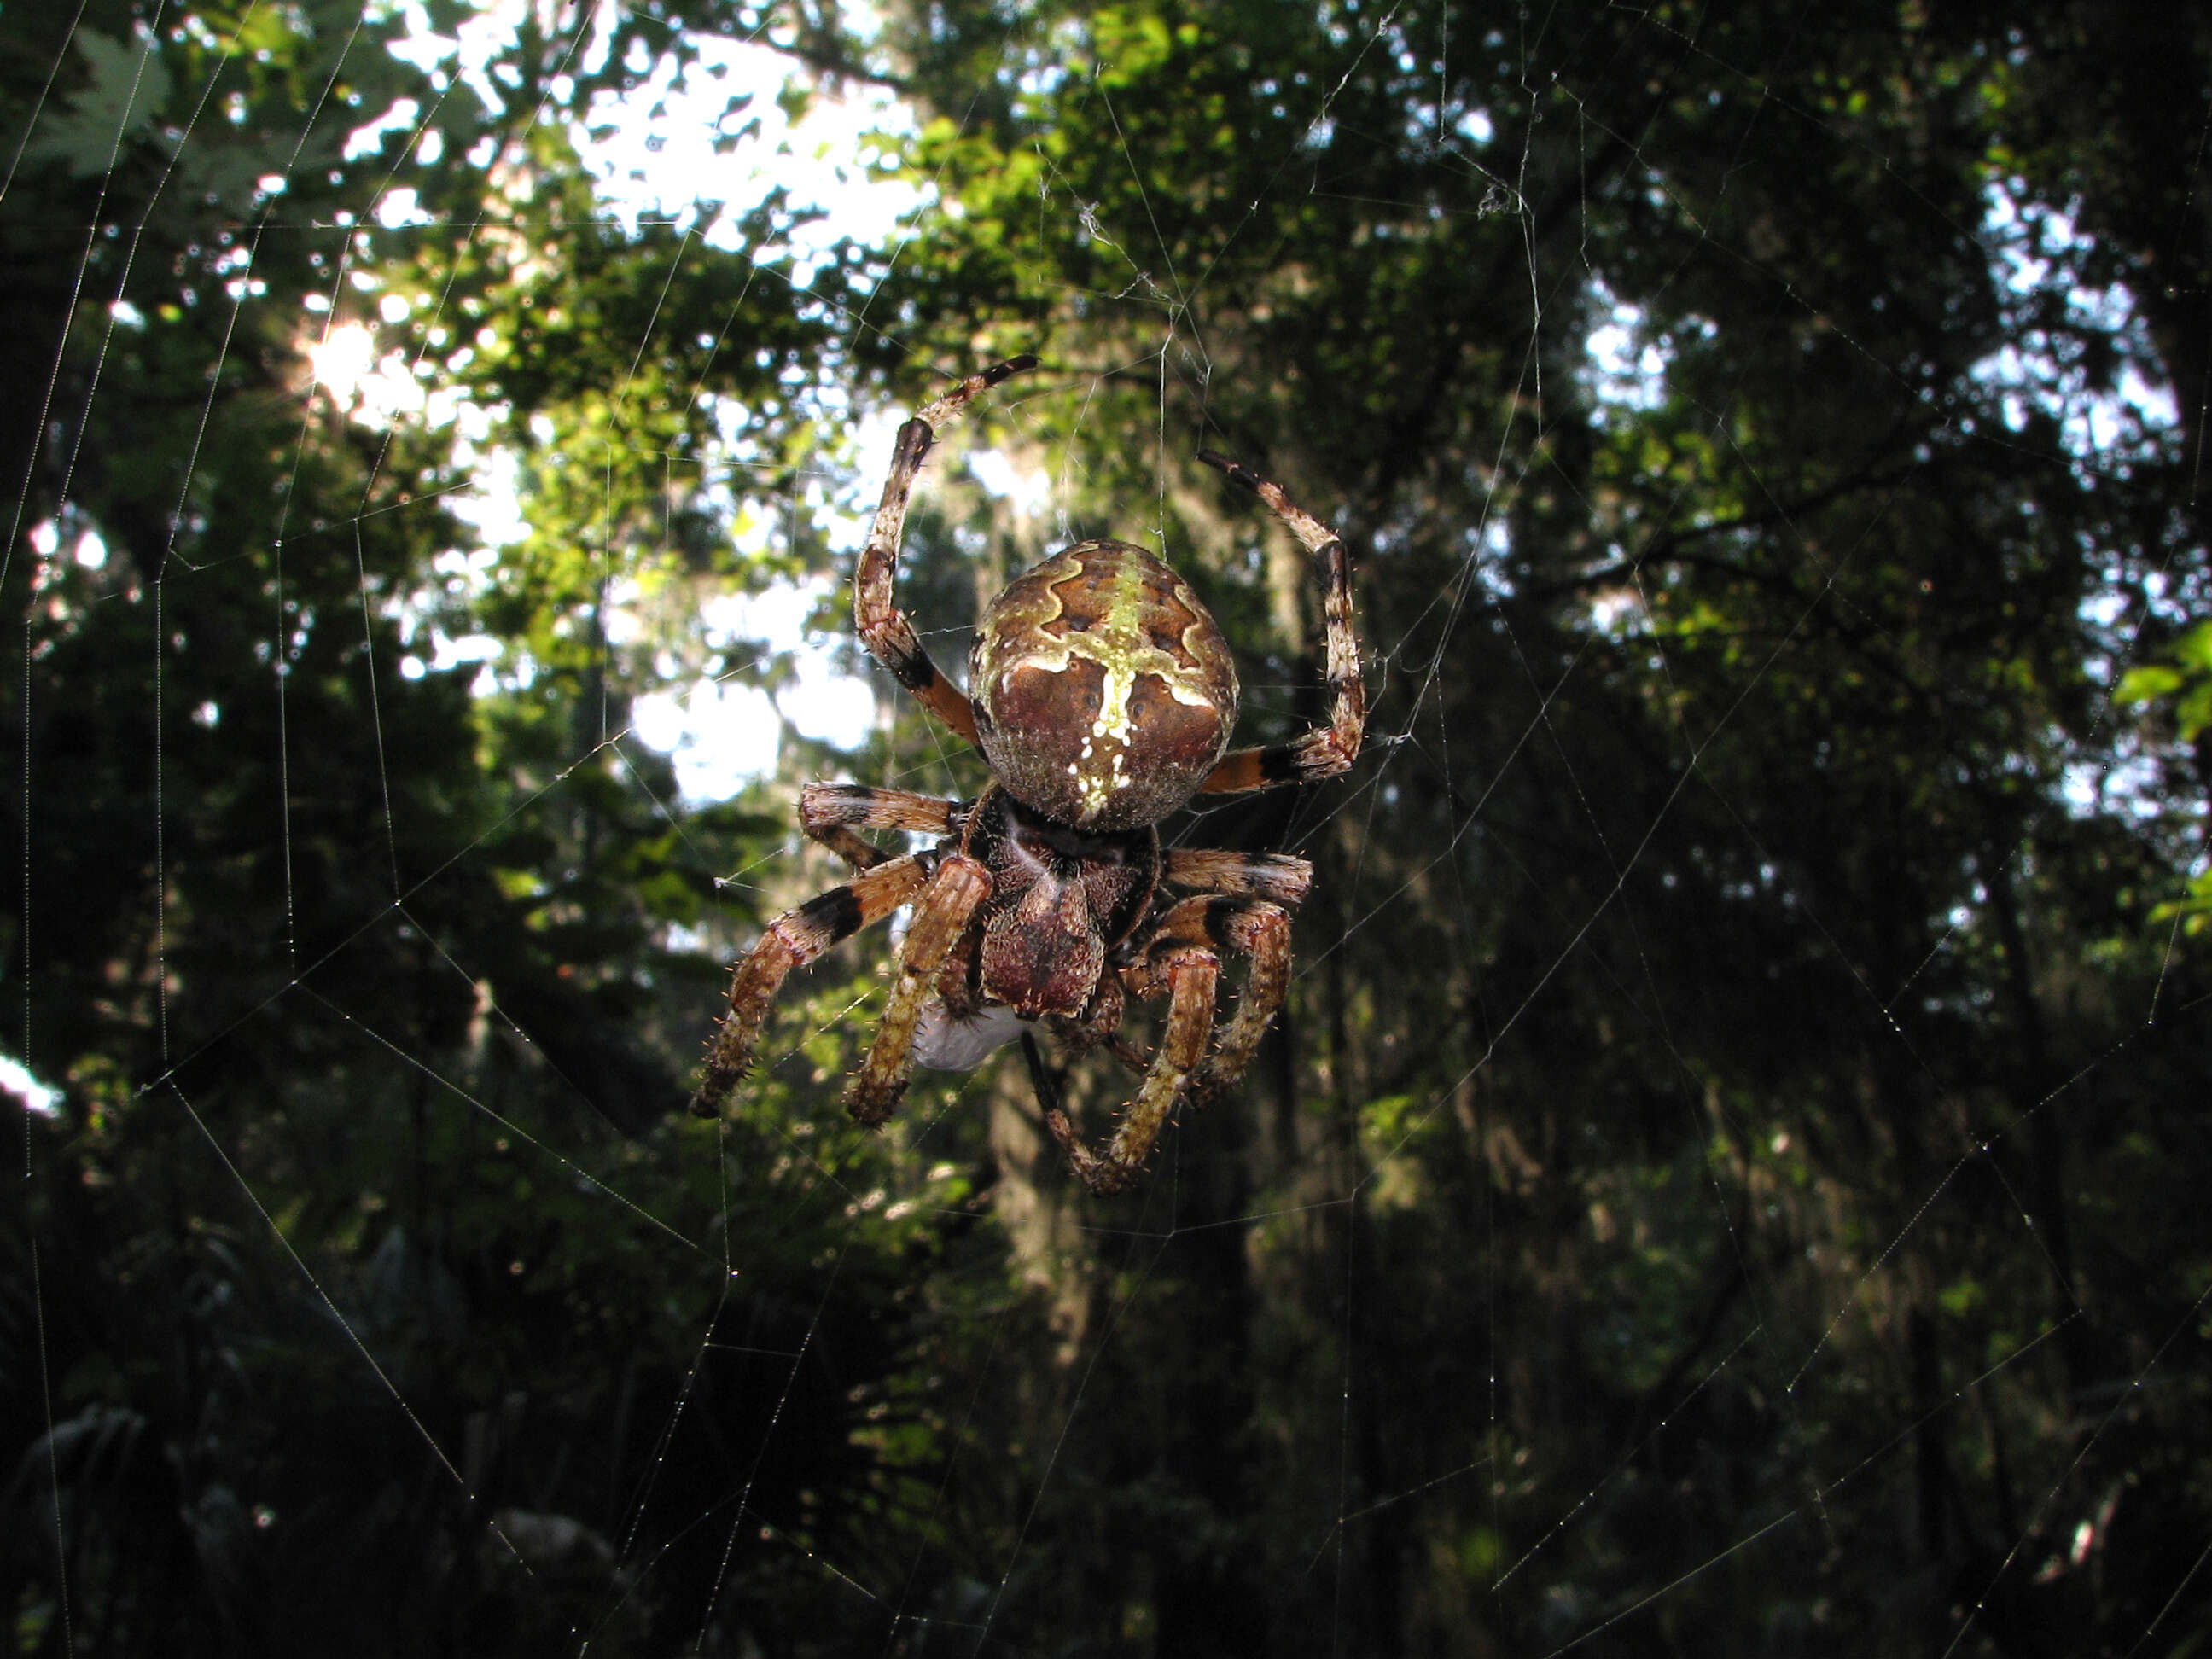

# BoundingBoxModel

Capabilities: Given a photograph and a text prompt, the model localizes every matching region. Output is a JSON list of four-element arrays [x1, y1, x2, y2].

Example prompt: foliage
[[0, 2, 980, 1651], [5, 0, 2210, 1655]]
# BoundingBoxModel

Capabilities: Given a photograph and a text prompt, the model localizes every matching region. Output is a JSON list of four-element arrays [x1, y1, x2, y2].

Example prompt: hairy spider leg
[[854, 355, 1041, 743], [690, 853, 939, 1118], [1046, 892, 1297, 1191], [1193, 451, 1366, 795], [847, 853, 993, 1124], [800, 782, 962, 872], [1161, 847, 1314, 905], [1150, 896, 1296, 1105], [1051, 945, 1220, 1195]]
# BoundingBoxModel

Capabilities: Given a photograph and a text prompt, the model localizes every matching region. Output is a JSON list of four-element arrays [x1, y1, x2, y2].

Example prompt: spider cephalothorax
[[690, 357, 1365, 1193]]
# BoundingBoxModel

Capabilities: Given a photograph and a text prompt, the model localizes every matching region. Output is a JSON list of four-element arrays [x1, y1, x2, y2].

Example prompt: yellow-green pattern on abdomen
[[969, 539, 1239, 830]]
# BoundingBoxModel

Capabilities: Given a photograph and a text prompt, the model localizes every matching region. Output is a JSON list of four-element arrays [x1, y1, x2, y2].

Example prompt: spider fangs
[[690, 357, 1365, 1194]]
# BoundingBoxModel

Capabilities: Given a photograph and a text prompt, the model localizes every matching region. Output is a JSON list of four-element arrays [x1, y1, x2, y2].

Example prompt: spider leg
[[1045, 887, 1297, 1190], [800, 783, 962, 872], [690, 853, 936, 1118], [1050, 946, 1219, 1195], [1021, 1030, 1067, 1123], [1193, 451, 1365, 795], [855, 356, 1040, 743], [1150, 896, 1295, 1107], [846, 853, 993, 1125], [1162, 847, 1313, 905]]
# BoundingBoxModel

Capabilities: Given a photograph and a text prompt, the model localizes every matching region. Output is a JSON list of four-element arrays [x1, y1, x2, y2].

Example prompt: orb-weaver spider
[[690, 357, 1364, 1193]]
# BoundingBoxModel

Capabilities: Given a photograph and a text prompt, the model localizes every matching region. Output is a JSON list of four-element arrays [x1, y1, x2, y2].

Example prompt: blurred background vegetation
[[4, 0, 2209, 1652]]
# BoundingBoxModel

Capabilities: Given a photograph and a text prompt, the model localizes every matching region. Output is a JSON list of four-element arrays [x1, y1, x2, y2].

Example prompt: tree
[[3, 5, 993, 1651], [811, 0, 2212, 1650], [9, 0, 2209, 1653]]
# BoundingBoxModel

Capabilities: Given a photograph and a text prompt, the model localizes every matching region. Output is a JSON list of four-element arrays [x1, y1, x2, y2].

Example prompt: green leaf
[[26, 30, 173, 177], [2115, 664, 2183, 705]]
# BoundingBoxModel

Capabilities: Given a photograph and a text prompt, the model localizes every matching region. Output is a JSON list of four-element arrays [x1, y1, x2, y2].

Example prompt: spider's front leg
[[691, 853, 936, 1118], [1049, 946, 1220, 1196], [1045, 894, 1295, 1193], [845, 853, 993, 1125], [1168, 898, 1295, 1105]]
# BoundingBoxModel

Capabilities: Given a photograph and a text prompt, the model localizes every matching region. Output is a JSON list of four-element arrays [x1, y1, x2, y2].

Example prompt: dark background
[[5, 0, 2210, 1653]]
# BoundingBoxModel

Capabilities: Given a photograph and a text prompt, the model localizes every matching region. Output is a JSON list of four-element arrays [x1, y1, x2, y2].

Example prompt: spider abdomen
[[969, 540, 1238, 831]]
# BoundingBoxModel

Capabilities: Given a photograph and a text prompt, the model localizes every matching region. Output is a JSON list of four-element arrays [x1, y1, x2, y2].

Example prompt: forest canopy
[[4, 0, 2209, 1653]]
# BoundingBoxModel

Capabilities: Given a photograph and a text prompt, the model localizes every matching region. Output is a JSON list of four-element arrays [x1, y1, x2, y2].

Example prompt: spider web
[[9, 1, 2210, 1655]]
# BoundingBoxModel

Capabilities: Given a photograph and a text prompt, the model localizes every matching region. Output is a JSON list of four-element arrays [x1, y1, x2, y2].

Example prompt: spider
[[689, 356, 1364, 1193]]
